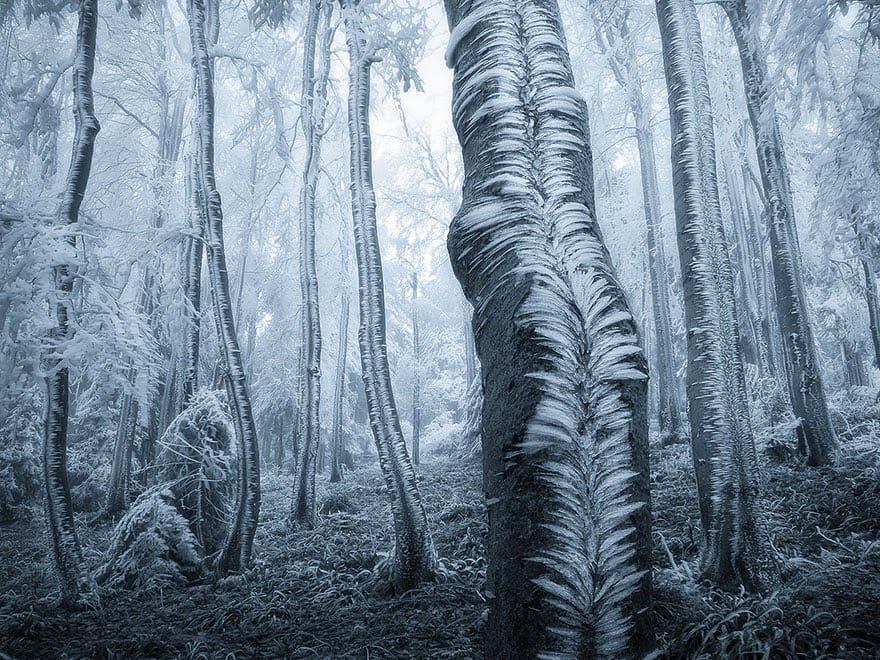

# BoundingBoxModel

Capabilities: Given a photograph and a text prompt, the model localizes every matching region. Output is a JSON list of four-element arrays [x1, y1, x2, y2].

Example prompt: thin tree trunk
[[856, 227, 880, 369], [597, 15, 687, 445], [656, 0, 775, 592], [292, 0, 333, 527], [444, 1, 652, 655], [330, 293, 350, 483], [410, 271, 420, 467], [44, 0, 99, 606], [182, 154, 204, 407], [187, 0, 260, 574], [343, 5, 437, 593], [724, 0, 837, 465], [103, 369, 138, 517]]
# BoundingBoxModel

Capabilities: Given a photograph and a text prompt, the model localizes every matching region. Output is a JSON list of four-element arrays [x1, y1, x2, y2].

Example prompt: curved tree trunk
[[182, 154, 204, 407], [656, 0, 775, 592], [723, 0, 836, 465], [443, 1, 653, 656], [292, 0, 333, 527], [329, 293, 350, 483], [342, 5, 437, 593], [187, 0, 260, 574], [44, 0, 99, 606]]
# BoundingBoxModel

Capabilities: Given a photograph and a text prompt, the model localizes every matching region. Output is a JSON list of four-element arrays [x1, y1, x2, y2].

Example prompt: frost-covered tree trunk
[[723, 0, 836, 465], [410, 271, 421, 467], [444, 1, 653, 656], [182, 155, 204, 407], [656, 0, 775, 592], [187, 0, 260, 574], [43, 0, 99, 605], [855, 227, 880, 369], [104, 368, 138, 517], [329, 293, 349, 483], [342, 4, 437, 593], [598, 15, 687, 445], [292, 0, 333, 527]]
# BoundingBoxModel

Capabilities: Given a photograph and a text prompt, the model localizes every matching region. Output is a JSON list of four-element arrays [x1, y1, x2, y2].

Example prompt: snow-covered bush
[[155, 390, 237, 558], [95, 488, 203, 592]]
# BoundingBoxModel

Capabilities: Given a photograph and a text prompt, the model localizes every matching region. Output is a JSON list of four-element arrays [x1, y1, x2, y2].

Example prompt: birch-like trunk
[[656, 0, 775, 592], [292, 0, 333, 527], [44, 0, 99, 605], [342, 5, 437, 593], [330, 293, 350, 483], [444, 1, 652, 655], [187, 0, 260, 574], [724, 0, 837, 465], [410, 271, 421, 467]]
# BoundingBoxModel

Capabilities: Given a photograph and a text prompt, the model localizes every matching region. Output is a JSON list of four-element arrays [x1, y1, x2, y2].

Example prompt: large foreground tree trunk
[[443, 1, 653, 656], [44, 0, 100, 606], [292, 0, 333, 527], [723, 0, 836, 465], [188, 0, 260, 574], [342, 4, 437, 593], [656, 0, 775, 592]]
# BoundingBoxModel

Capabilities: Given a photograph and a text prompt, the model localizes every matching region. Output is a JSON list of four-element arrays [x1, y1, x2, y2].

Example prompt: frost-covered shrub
[[0, 440, 41, 522], [155, 390, 237, 558], [95, 488, 203, 592]]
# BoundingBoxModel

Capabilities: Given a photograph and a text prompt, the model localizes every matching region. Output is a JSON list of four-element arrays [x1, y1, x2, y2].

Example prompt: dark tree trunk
[[443, 1, 653, 656], [44, 0, 99, 606], [342, 2, 437, 593], [410, 271, 421, 466], [656, 0, 776, 593], [188, 0, 261, 575], [330, 293, 350, 483], [724, 0, 837, 465]]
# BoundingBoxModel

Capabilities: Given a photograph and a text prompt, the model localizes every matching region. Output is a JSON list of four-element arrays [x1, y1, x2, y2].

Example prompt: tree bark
[[330, 293, 350, 483], [443, 1, 653, 656], [187, 0, 260, 574], [342, 4, 437, 593], [293, 0, 333, 527], [723, 0, 837, 465], [44, 0, 99, 606], [410, 271, 421, 467], [656, 0, 775, 593]]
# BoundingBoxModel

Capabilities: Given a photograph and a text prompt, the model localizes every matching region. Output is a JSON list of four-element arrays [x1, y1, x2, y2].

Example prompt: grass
[[1, 411, 879, 658]]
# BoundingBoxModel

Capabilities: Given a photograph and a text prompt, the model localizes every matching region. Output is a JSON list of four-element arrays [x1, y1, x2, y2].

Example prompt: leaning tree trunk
[[444, 1, 652, 656], [329, 292, 350, 483], [43, 0, 99, 606], [410, 271, 421, 467], [188, 0, 260, 574], [656, 0, 775, 593], [342, 6, 437, 593], [292, 0, 333, 527], [723, 0, 836, 465]]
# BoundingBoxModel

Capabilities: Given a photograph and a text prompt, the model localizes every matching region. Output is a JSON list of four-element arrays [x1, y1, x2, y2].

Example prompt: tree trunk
[[292, 0, 333, 526], [856, 228, 880, 370], [598, 15, 687, 446], [182, 154, 204, 407], [187, 0, 260, 575], [330, 293, 350, 483], [443, 1, 653, 656], [343, 5, 437, 593], [724, 0, 837, 465], [43, 0, 99, 606], [104, 369, 138, 517], [410, 271, 421, 466], [656, 0, 775, 592]]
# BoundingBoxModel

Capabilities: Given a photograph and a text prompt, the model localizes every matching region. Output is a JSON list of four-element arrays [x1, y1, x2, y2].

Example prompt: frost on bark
[[182, 154, 205, 407], [656, 0, 776, 592], [410, 271, 421, 467], [443, 1, 653, 656], [43, 0, 100, 606], [856, 226, 880, 370], [292, 0, 333, 527], [329, 292, 350, 483], [342, 1, 437, 593], [723, 0, 837, 466], [187, 0, 260, 575], [595, 12, 687, 445]]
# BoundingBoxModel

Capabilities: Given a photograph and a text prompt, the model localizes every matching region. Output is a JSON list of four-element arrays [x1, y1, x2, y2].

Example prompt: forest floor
[[2, 414, 880, 659]]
